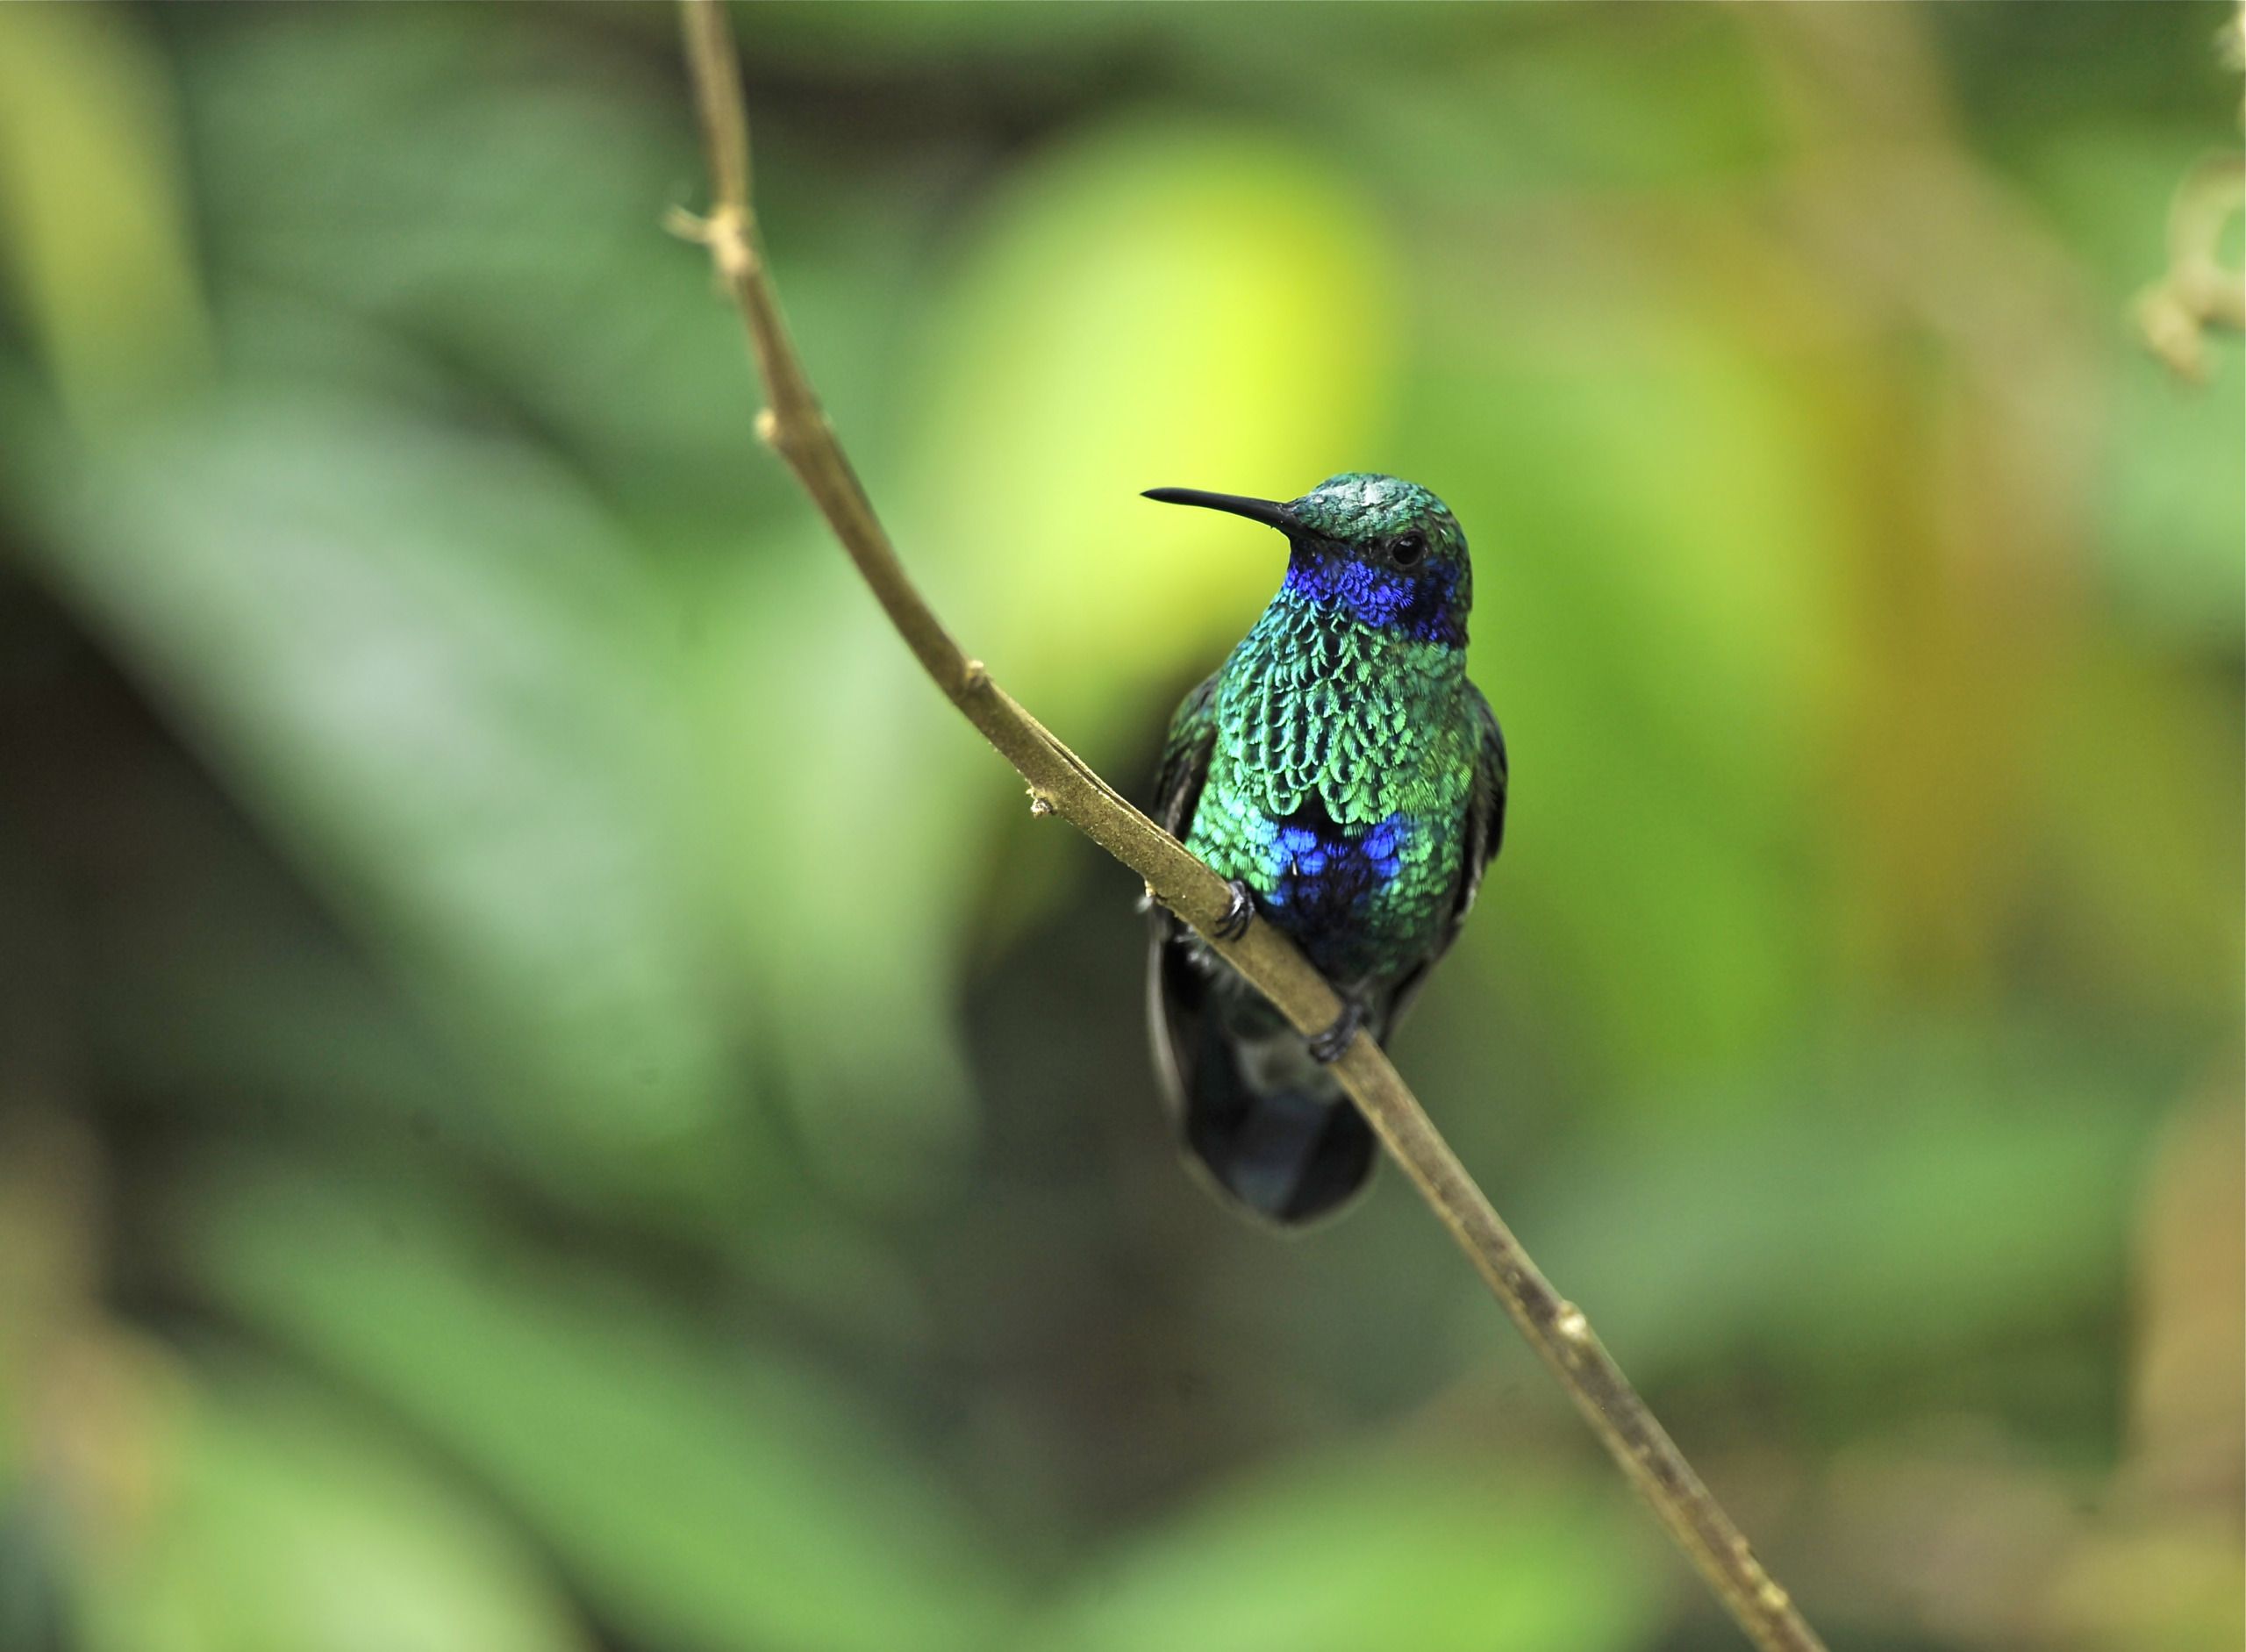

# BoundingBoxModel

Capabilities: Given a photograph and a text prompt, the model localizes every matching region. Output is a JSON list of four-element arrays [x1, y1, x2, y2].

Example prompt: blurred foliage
[[0, 4, 2238, 1650]]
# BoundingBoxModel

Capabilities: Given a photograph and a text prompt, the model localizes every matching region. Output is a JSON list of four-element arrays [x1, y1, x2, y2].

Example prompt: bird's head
[[1143, 473, 1470, 647]]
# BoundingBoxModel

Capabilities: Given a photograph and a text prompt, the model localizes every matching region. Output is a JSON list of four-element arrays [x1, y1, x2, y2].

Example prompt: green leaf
[[1405, 325, 1851, 1090], [180, 1160, 1024, 1652], [67, 1361, 588, 1652], [1507, 1041, 2151, 1380], [26, 392, 748, 1215], [176, 5, 773, 524], [1024, 1449, 1661, 1652], [692, 542, 989, 1210]]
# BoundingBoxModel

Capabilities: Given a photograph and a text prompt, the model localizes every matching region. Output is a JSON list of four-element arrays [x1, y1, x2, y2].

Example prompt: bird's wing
[[1381, 678, 1506, 1032], [1146, 671, 1221, 1125], [1153, 669, 1220, 838], [1450, 676, 1508, 933]]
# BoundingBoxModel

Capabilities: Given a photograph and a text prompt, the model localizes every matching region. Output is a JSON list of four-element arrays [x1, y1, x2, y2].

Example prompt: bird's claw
[[1211, 879, 1255, 941], [1308, 996, 1365, 1064]]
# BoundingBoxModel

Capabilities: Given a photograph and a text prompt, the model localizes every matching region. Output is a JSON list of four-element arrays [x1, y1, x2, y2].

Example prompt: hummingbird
[[1143, 473, 1506, 1225]]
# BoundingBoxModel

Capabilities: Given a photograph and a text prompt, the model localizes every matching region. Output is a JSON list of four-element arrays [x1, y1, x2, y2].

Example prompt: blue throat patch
[[1280, 552, 1465, 647]]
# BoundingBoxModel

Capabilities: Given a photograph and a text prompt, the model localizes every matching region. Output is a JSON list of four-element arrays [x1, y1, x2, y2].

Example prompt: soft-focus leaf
[[2102, 344, 2245, 647], [905, 120, 1398, 755], [1406, 290, 1853, 1089], [735, 1, 1161, 71], [2028, 638, 2245, 1026], [0, 3, 210, 435], [68, 1362, 590, 1652], [182, 1161, 1024, 1652], [25, 392, 747, 1214], [1024, 1449, 1662, 1652], [1507, 1041, 2153, 1379], [694, 537, 991, 1207], [175, 5, 774, 524]]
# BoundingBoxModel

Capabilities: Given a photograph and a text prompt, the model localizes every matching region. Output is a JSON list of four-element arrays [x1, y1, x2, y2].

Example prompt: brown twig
[[669, 4, 1828, 1647]]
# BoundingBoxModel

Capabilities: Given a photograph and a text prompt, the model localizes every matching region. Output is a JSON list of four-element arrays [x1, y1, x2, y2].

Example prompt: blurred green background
[[0, 4, 2239, 1649]]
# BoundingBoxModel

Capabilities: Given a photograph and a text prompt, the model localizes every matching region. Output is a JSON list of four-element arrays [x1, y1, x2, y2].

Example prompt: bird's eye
[[1392, 532, 1427, 567]]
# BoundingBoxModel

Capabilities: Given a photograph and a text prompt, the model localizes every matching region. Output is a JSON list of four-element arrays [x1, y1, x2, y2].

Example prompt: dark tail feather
[[1149, 926, 1377, 1225], [1184, 1010, 1376, 1221]]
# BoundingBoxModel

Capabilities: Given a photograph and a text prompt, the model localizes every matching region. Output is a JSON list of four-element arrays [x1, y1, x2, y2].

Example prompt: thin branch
[[670, 5, 1828, 1648], [2135, 4, 2244, 381], [2134, 152, 2244, 383]]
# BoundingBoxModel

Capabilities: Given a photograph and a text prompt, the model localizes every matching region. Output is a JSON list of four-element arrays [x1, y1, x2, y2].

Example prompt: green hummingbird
[[1144, 474, 1506, 1225]]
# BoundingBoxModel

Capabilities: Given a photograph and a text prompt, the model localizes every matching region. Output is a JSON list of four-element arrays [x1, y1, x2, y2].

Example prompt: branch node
[[961, 659, 991, 693], [711, 218, 758, 282]]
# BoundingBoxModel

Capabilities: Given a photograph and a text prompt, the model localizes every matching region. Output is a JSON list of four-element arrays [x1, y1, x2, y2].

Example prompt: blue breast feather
[[1241, 806, 1422, 977]]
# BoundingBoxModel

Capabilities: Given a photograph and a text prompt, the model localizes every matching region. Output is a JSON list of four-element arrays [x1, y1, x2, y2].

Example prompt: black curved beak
[[1141, 488, 1297, 533]]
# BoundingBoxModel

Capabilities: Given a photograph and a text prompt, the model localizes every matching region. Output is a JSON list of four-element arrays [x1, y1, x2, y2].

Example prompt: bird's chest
[[1185, 618, 1470, 979]]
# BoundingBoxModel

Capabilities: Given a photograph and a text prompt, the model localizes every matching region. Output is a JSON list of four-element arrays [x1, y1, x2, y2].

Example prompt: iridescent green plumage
[[1146, 475, 1506, 1224]]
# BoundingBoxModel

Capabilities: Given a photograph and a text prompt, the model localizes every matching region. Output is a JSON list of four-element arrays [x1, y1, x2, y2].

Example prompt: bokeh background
[[0, 4, 2239, 1649]]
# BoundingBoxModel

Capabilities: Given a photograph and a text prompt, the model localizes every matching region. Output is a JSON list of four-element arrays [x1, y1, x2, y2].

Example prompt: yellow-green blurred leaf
[[1408, 289, 1854, 1089], [905, 119, 1398, 756], [0, 3, 210, 435]]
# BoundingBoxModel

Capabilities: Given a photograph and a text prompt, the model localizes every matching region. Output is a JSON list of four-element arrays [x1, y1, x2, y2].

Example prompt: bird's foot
[[1211, 879, 1255, 941], [1308, 995, 1366, 1064]]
